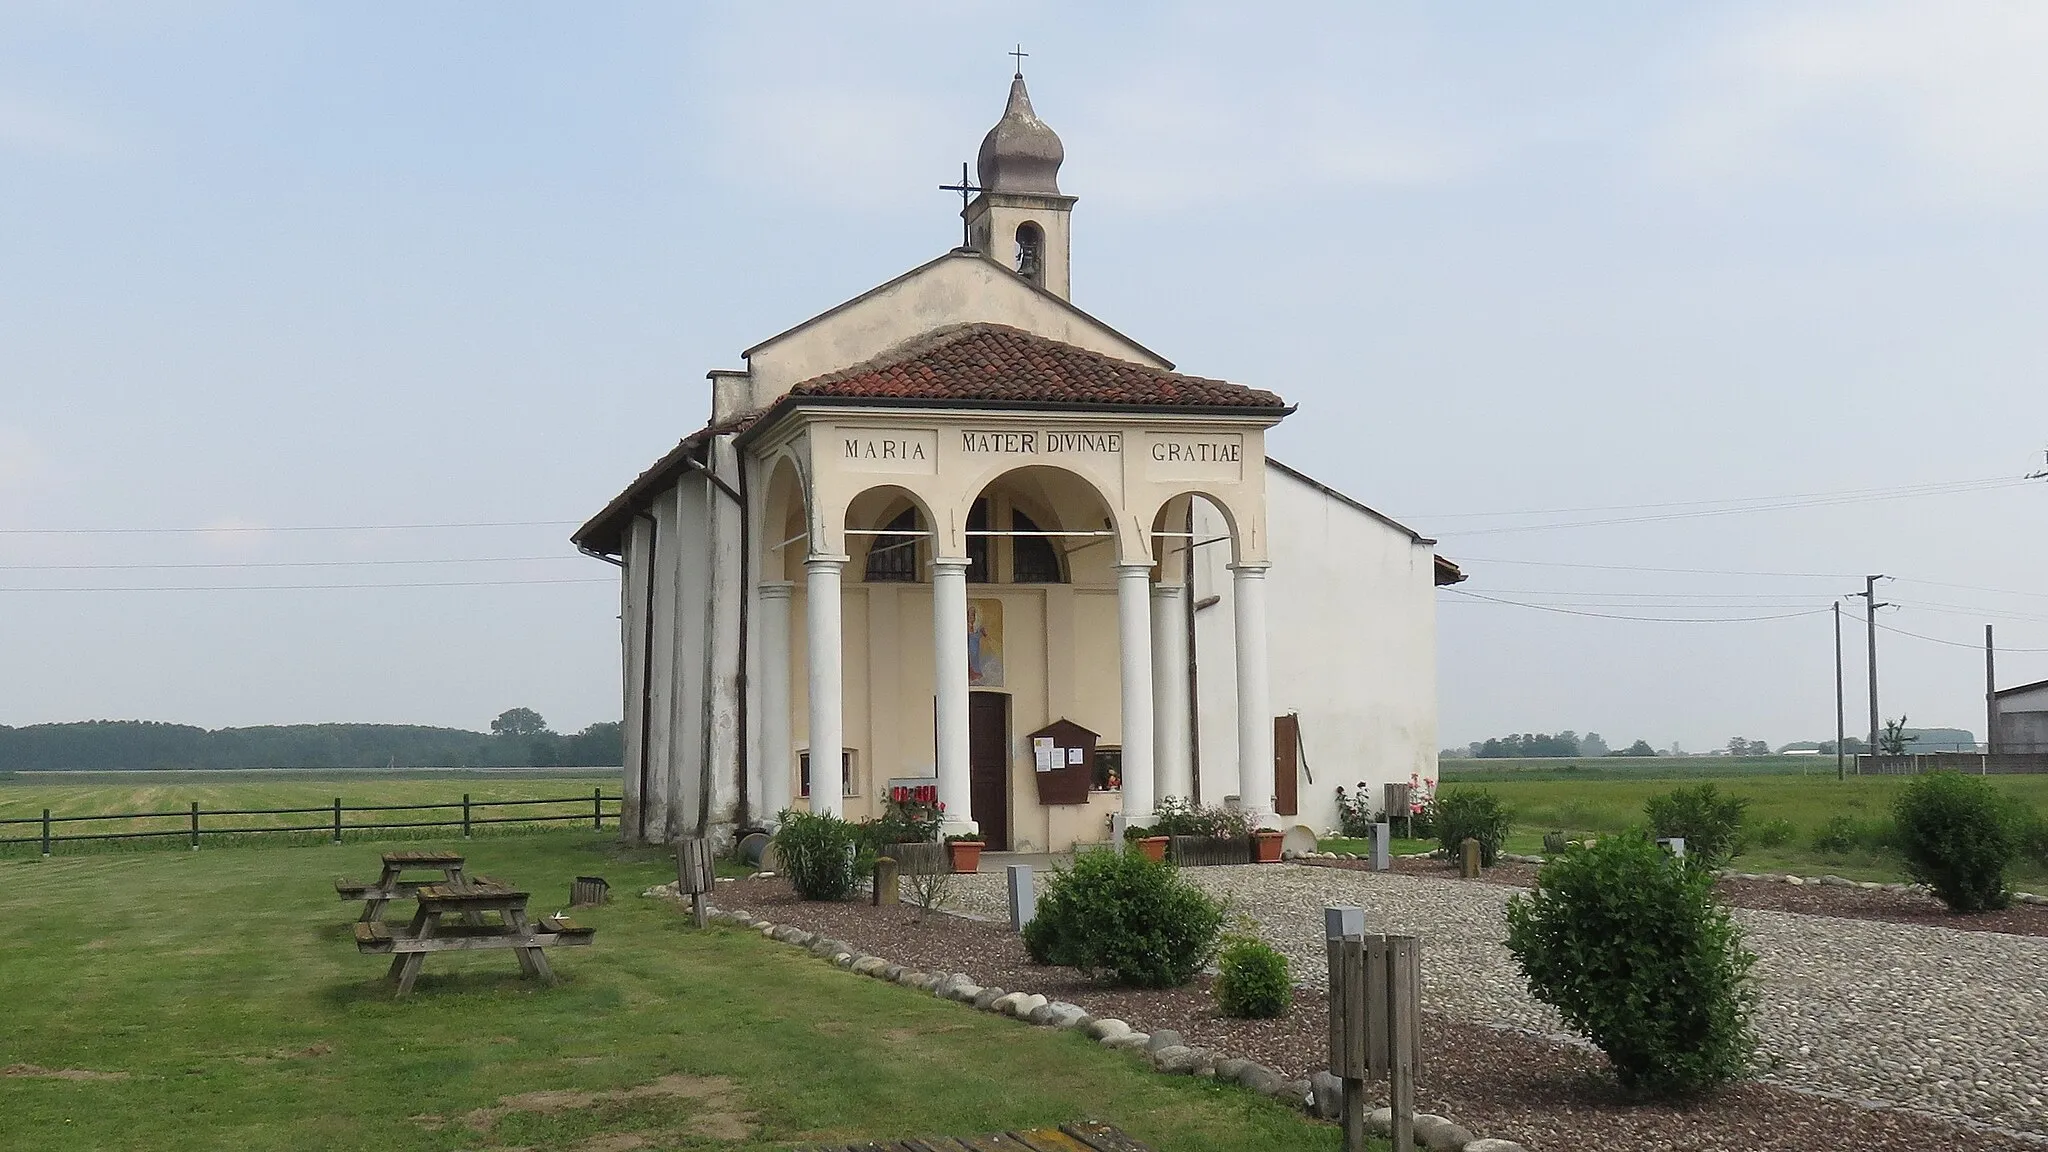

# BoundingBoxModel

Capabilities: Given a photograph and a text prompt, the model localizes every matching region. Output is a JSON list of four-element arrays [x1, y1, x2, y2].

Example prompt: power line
[[1444, 587, 1833, 623], [0, 520, 582, 536], [0, 555, 581, 572], [1443, 556, 1859, 579], [1412, 475, 2020, 520], [1875, 619, 2048, 654], [0, 577, 613, 593], [1438, 478, 2030, 537]]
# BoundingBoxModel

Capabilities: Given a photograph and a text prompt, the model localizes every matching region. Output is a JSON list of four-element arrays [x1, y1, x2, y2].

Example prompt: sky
[[2, 2, 2044, 750]]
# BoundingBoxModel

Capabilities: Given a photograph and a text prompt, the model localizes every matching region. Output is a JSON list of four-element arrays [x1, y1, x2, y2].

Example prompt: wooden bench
[[335, 852, 470, 922], [353, 882, 593, 996]]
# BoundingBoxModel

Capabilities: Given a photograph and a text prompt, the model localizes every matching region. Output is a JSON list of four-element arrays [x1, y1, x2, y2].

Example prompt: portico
[[748, 387, 1285, 845]]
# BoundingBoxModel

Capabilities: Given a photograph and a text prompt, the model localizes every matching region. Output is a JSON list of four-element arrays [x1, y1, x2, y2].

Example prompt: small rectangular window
[[798, 750, 857, 798], [1091, 746, 1122, 792]]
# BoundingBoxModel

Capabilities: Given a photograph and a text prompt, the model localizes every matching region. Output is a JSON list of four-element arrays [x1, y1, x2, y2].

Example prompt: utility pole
[[1849, 575, 1889, 764], [1986, 624, 1997, 757], [1843, 602, 1859, 778]]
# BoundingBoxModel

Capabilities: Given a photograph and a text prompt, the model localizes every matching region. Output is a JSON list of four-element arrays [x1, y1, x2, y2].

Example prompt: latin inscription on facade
[[840, 429, 939, 474], [958, 430, 1123, 455], [1145, 433, 1245, 482]]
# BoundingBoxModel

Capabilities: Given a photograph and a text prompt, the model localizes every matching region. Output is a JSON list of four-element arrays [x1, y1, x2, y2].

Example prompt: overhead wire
[[1443, 587, 1835, 624], [0, 520, 582, 536], [0, 578, 613, 593], [0, 555, 580, 571]]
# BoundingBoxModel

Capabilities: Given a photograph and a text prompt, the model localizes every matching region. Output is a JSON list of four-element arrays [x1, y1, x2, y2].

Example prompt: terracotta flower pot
[[1137, 835, 1169, 862], [1252, 829, 1285, 863], [947, 840, 983, 874]]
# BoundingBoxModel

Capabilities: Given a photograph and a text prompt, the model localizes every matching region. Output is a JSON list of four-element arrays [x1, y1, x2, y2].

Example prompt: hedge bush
[[1214, 935, 1291, 1018], [1505, 832, 1758, 1098], [1433, 787, 1510, 866], [1022, 847, 1224, 987], [1810, 814, 1890, 856], [1892, 771, 2017, 912], [772, 809, 860, 901], [1643, 783, 1748, 868]]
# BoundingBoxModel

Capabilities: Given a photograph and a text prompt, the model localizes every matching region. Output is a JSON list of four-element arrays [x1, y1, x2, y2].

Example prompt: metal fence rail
[[1, 788, 618, 855]]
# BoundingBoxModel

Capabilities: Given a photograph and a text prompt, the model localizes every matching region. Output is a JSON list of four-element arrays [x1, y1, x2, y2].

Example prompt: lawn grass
[[1, 830, 1347, 1151], [1430, 762, 2048, 887]]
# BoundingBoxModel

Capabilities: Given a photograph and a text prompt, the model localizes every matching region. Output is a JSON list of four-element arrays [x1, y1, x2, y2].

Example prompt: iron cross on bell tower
[[938, 161, 982, 251]]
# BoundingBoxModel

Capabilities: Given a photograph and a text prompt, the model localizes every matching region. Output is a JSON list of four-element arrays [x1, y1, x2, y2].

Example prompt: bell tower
[[964, 67, 1076, 301]]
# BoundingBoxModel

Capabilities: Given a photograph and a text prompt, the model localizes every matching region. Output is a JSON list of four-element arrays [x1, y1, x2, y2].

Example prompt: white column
[[804, 556, 847, 818], [931, 558, 975, 835], [757, 581, 795, 827], [1233, 563, 1275, 828], [1116, 562, 1156, 824], [1151, 581, 1191, 807]]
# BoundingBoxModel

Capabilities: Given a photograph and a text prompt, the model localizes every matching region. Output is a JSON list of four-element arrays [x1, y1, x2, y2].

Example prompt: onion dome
[[976, 74, 1064, 195]]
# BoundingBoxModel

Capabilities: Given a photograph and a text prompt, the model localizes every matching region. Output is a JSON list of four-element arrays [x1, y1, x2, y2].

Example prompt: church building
[[572, 71, 1463, 851]]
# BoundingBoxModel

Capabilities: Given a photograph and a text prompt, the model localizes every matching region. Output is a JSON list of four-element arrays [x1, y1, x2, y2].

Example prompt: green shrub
[[1643, 783, 1748, 868], [1150, 797, 1253, 839], [1892, 772, 2017, 912], [1433, 788, 1510, 866], [1810, 814, 1890, 856], [1214, 935, 1291, 1018], [1505, 833, 1758, 1098], [2019, 808, 2048, 869], [1022, 847, 1224, 987], [772, 809, 859, 901], [1744, 817, 1796, 849]]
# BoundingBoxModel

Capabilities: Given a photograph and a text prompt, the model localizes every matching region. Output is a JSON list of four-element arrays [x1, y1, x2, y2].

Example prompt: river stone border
[[1281, 851, 2048, 905], [694, 903, 1528, 1152]]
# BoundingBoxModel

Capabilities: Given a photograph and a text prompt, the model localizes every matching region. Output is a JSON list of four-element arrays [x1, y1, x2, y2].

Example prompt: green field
[[1, 830, 1345, 1152], [0, 770, 617, 858], [1434, 759, 2048, 886]]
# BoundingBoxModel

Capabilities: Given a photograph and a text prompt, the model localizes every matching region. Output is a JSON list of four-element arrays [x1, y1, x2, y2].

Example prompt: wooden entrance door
[[968, 691, 1011, 851]]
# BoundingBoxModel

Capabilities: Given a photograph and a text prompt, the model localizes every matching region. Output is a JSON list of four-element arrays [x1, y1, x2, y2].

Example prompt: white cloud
[[1657, 0, 2048, 203], [0, 93, 114, 158]]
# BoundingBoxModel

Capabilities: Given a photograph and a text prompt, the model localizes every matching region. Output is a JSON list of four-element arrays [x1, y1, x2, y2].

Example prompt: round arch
[[951, 463, 1135, 576], [758, 452, 810, 582], [843, 483, 942, 584], [1142, 486, 1251, 567]]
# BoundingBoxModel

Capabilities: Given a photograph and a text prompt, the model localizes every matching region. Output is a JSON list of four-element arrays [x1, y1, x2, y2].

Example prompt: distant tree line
[[1456, 731, 1665, 759], [0, 709, 622, 771]]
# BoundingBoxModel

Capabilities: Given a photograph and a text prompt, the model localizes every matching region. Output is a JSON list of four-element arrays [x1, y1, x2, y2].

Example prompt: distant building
[[1992, 679, 2048, 753], [572, 72, 1462, 849]]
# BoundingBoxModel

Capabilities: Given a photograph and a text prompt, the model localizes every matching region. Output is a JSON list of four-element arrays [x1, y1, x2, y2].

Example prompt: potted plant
[[1252, 827, 1285, 863], [945, 831, 984, 873], [1120, 824, 1169, 862]]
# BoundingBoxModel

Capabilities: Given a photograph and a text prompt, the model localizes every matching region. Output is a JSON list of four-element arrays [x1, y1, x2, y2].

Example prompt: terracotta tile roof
[[786, 324, 1286, 410], [570, 410, 759, 555]]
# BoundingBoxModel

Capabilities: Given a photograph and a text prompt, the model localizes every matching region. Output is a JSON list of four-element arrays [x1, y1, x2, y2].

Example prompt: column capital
[[929, 557, 972, 575], [1113, 562, 1155, 579], [758, 580, 796, 600], [1151, 581, 1185, 598], [804, 554, 850, 571], [1227, 562, 1272, 576]]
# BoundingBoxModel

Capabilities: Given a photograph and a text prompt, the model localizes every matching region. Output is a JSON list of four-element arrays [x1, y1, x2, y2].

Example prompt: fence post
[[41, 809, 51, 858], [1324, 906, 1366, 1152], [1460, 837, 1480, 878], [190, 801, 200, 850], [332, 797, 342, 844], [873, 856, 900, 906], [1387, 936, 1421, 1152], [593, 787, 603, 830], [462, 794, 472, 840]]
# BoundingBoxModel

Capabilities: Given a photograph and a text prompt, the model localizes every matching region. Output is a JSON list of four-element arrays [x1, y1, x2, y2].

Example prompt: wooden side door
[[968, 691, 1012, 851], [1274, 713, 1299, 816]]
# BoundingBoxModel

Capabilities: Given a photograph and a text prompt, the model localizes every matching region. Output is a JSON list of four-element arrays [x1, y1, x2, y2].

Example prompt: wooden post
[[462, 793, 472, 840], [593, 787, 604, 830], [1387, 935, 1421, 1152], [677, 837, 715, 928], [41, 809, 51, 858], [333, 797, 343, 844], [873, 856, 900, 906], [1460, 837, 1480, 878], [190, 801, 200, 850], [1324, 906, 1366, 1152]]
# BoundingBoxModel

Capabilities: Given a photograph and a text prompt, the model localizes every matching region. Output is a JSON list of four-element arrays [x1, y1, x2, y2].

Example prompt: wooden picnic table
[[352, 880, 594, 996], [804, 1121, 1151, 1151], [335, 851, 470, 922]]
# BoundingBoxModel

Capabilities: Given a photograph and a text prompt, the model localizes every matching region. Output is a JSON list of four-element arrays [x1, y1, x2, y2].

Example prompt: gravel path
[[947, 863, 2048, 1138]]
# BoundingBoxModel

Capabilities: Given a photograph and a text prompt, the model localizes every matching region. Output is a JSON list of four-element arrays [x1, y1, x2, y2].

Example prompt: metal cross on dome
[[938, 161, 982, 250], [1010, 43, 1028, 75]]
